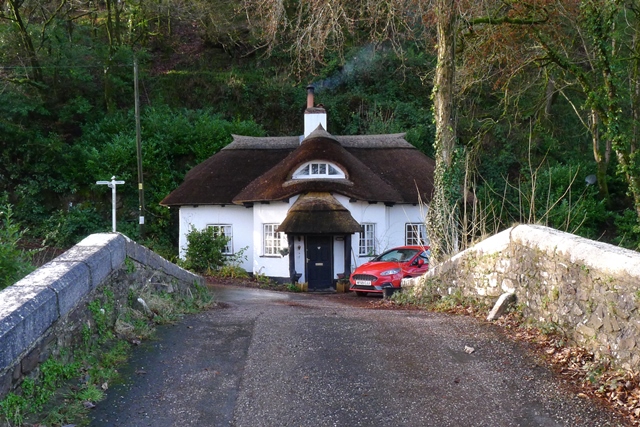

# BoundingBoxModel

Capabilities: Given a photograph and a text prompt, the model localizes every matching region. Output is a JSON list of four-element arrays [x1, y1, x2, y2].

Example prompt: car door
[[405, 250, 430, 277]]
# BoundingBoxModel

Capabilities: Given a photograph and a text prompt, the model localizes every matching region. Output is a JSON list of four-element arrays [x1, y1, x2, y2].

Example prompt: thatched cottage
[[161, 87, 435, 290]]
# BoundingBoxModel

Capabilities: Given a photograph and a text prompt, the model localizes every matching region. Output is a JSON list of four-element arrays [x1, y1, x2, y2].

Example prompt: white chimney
[[304, 85, 327, 138]]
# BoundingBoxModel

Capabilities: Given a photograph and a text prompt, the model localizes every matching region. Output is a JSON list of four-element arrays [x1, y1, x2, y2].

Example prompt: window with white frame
[[405, 223, 427, 246], [263, 224, 285, 256], [292, 161, 345, 179], [359, 223, 376, 256], [207, 224, 233, 254]]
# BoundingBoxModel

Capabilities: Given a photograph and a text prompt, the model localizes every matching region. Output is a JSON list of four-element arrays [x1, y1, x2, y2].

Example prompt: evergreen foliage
[[0, 0, 638, 277], [182, 227, 232, 274], [0, 199, 34, 290]]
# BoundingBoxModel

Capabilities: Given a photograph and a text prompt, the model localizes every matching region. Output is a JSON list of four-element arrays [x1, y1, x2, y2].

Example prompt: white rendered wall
[[252, 201, 291, 278], [178, 205, 254, 272], [387, 203, 429, 247], [333, 237, 346, 279], [176, 195, 428, 280], [304, 113, 327, 137], [334, 194, 428, 269], [293, 236, 306, 282]]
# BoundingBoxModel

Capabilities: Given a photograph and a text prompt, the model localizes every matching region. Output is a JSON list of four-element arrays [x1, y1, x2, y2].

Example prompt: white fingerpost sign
[[96, 176, 125, 232]]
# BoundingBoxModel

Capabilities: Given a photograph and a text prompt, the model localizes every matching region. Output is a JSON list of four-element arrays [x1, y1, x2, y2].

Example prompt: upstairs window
[[292, 161, 345, 179]]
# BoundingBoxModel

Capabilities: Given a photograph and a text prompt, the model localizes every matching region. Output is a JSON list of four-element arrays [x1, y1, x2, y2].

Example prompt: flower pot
[[336, 281, 349, 293]]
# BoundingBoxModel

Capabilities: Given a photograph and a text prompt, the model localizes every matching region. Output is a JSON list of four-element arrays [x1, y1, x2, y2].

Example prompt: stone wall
[[0, 233, 202, 399], [405, 225, 640, 370]]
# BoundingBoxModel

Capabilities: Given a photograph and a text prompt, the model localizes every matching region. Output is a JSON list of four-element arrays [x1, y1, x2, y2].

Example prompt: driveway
[[90, 285, 627, 427]]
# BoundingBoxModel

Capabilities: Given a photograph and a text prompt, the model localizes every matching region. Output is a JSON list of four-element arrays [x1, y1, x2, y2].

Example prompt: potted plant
[[336, 278, 350, 293]]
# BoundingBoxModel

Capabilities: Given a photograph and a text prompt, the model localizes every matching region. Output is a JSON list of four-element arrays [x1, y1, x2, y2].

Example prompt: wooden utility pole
[[134, 56, 145, 238]]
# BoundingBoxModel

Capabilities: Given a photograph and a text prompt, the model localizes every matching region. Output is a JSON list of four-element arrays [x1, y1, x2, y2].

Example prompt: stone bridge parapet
[[405, 224, 640, 370], [0, 233, 202, 399]]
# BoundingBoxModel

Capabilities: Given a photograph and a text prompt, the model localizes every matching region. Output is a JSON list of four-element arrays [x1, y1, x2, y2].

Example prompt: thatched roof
[[277, 192, 361, 234], [160, 127, 435, 207]]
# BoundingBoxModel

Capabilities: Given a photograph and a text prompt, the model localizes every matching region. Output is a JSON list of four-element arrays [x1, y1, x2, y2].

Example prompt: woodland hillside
[[1, 0, 639, 278]]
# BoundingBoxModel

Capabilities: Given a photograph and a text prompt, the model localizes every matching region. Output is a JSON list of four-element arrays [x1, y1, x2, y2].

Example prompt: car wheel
[[356, 292, 368, 297]]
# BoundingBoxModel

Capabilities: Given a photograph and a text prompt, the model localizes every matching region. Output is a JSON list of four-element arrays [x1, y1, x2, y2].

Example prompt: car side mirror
[[415, 258, 424, 267]]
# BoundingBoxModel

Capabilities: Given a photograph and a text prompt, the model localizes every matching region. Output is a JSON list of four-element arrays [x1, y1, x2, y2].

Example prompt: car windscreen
[[374, 249, 419, 262]]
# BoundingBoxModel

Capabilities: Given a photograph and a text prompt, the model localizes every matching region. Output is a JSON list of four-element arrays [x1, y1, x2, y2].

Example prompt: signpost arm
[[96, 178, 124, 233]]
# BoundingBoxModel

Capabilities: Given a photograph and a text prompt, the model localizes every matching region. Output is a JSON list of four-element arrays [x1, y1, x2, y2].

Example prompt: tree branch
[[468, 9, 549, 27]]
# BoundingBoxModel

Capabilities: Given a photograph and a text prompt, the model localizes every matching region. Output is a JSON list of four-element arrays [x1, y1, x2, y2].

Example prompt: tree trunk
[[590, 109, 610, 200], [104, 0, 119, 113], [631, 12, 640, 219], [426, 0, 459, 262], [8, 0, 42, 83], [433, 0, 457, 169]]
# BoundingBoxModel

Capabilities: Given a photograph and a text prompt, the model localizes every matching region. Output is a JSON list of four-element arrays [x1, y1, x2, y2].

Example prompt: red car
[[349, 245, 430, 296]]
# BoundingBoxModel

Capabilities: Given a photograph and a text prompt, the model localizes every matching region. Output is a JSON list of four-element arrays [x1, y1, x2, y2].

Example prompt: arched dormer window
[[292, 161, 346, 179]]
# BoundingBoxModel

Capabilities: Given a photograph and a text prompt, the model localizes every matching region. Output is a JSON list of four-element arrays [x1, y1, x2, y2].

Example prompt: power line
[[0, 63, 135, 70]]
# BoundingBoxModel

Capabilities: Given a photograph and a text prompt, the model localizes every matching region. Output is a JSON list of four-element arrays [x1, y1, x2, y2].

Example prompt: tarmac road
[[89, 285, 627, 427]]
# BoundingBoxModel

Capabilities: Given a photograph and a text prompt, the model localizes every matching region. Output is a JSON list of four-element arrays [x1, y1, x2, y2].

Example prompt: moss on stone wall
[[409, 225, 640, 371]]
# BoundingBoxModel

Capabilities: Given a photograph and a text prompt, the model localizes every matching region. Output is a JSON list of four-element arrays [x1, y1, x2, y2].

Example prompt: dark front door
[[306, 236, 333, 289]]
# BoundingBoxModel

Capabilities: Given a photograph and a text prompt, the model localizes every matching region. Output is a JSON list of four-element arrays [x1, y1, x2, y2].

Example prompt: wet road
[[90, 286, 627, 427]]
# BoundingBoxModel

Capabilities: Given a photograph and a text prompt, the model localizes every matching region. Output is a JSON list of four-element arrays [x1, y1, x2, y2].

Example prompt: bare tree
[[237, 0, 562, 260]]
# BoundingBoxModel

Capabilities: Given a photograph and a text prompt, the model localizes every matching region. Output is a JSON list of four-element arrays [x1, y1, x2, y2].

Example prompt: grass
[[0, 281, 214, 427]]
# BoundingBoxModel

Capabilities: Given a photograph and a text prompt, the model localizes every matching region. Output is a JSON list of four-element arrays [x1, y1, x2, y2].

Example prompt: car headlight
[[380, 268, 401, 276]]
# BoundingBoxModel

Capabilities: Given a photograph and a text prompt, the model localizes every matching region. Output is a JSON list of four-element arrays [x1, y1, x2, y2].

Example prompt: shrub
[[41, 205, 106, 248], [0, 202, 34, 289], [216, 265, 249, 279], [183, 226, 230, 273], [613, 209, 640, 250]]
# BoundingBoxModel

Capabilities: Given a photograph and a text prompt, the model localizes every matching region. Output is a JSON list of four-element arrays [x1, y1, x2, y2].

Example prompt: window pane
[[265, 224, 274, 255], [293, 162, 344, 179], [264, 224, 283, 255], [359, 223, 375, 256], [208, 224, 233, 254], [406, 223, 426, 246], [223, 225, 233, 254]]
